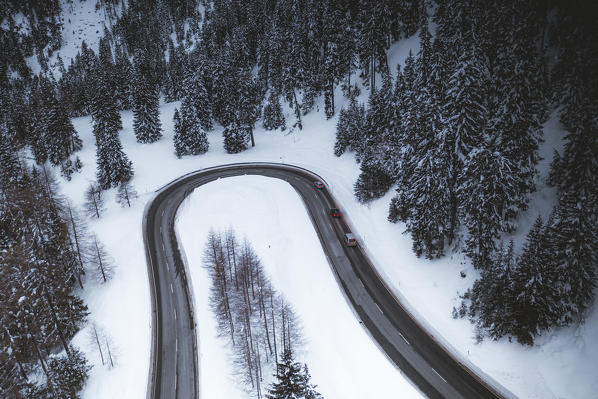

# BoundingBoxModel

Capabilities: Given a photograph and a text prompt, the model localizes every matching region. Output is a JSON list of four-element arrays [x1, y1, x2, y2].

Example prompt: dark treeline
[[1, 0, 423, 164], [0, 132, 117, 396], [334, 1, 597, 345], [0, 140, 91, 396], [204, 229, 322, 399], [0, 6, 595, 393], [461, 2, 598, 345], [0, 0, 63, 76]]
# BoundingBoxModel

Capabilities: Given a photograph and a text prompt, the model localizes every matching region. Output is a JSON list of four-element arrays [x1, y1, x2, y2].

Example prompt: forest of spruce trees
[[1, 0, 597, 396]]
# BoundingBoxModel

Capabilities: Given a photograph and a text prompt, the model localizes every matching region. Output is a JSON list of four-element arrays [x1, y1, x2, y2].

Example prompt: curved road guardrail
[[142, 163, 514, 399]]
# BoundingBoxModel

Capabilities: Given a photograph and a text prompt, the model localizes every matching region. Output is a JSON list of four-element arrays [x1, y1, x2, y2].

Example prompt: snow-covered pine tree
[[323, 42, 338, 119], [97, 34, 115, 89], [90, 62, 132, 190], [41, 348, 90, 399], [133, 51, 163, 144], [173, 107, 209, 157], [511, 216, 559, 345], [95, 126, 133, 190], [333, 98, 366, 157], [91, 64, 123, 133], [182, 58, 213, 131], [404, 149, 451, 259], [173, 108, 185, 156], [388, 52, 419, 226], [266, 349, 323, 399], [235, 66, 262, 147], [485, 12, 545, 216], [394, 20, 452, 258], [114, 45, 134, 110], [463, 240, 515, 341], [549, 192, 597, 325], [300, 364, 324, 399], [356, 0, 392, 92], [353, 155, 393, 203], [555, 99, 598, 210], [164, 39, 186, 102], [457, 146, 519, 270], [92, 81, 133, 190], [45, 94, 82, 167], [0, 124, 22, 187], [360, 72, 395, 163], [223, 122, 251, 154], [263, 92, 286, 131], [33, 76, 82, 168], [443, 43, 488, 168], [353, 72, 396, 202]]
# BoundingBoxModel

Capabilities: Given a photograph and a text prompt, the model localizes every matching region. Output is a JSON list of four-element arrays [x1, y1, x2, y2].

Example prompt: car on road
[[330, 208, 342, 218], [344, 233, 358, 247], [313, 180, 325, 189]]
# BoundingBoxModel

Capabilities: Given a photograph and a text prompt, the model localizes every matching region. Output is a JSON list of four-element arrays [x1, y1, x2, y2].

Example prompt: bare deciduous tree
[[203, 229, 304, 398], [84, 182, 104, 218], [87, 323, 117, 369], [116, 181, 138, 208], [87, 234, 114, 283]]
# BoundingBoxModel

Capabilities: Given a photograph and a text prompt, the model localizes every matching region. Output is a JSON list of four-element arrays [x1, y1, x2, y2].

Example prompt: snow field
[[56, 41, 596, 399], [176, 176, 424, 399]]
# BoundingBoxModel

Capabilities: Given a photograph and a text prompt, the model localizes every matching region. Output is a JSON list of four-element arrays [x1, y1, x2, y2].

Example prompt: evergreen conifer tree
[[182, 59, 213, 131], [333, 98, 366, 157], [457, 146, 519, 269], [34, 77, 82, 168], [549, 193, 598, 324], [133, 51, 163, 144], [173, 107, 209, 157], [266, 350, 304, 399], [95, 126, 133, 190], [354, 156, 393, 203], [42, 348, 90, 399], [404, 149, 451, 259], [114, 46, 134, 110], [266, 349, 323, 399], [92, 78, 133, 190], [464, 240, 515, 341], [263, 92, 286, 131], [511, 216, 558, 345], [223, 122, 251, 154]]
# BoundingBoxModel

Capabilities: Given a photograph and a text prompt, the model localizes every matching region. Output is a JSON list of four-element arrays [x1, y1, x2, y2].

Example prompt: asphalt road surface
[[143, 163, 511, 399]]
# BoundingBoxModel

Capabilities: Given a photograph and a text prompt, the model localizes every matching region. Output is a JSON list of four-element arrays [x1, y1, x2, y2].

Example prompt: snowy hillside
[[55, 80, 597, 398], [2, 0, 597, 398]]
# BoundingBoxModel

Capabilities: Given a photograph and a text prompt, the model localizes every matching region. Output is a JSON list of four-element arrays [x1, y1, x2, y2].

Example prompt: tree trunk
[[42, 284, 71, 357], [292, 89, 302, 130], [68, 206, 84, 289], [271, 288, 278, 375], [93, 324, 105, 365], [95, 237, 107, 282]]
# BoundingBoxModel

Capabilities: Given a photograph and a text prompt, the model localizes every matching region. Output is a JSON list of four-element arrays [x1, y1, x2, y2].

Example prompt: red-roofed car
[[344, 233, 357, 247]]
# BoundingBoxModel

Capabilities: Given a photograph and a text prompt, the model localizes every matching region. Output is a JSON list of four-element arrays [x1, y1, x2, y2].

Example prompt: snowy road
[[143, 163, 509, 399]]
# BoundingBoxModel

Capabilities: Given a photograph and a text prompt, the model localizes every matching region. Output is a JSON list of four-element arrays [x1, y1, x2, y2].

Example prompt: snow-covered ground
[[176, 175, 423, 398], [49, 24, 597, 399], [58, 89, 598, 398]]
